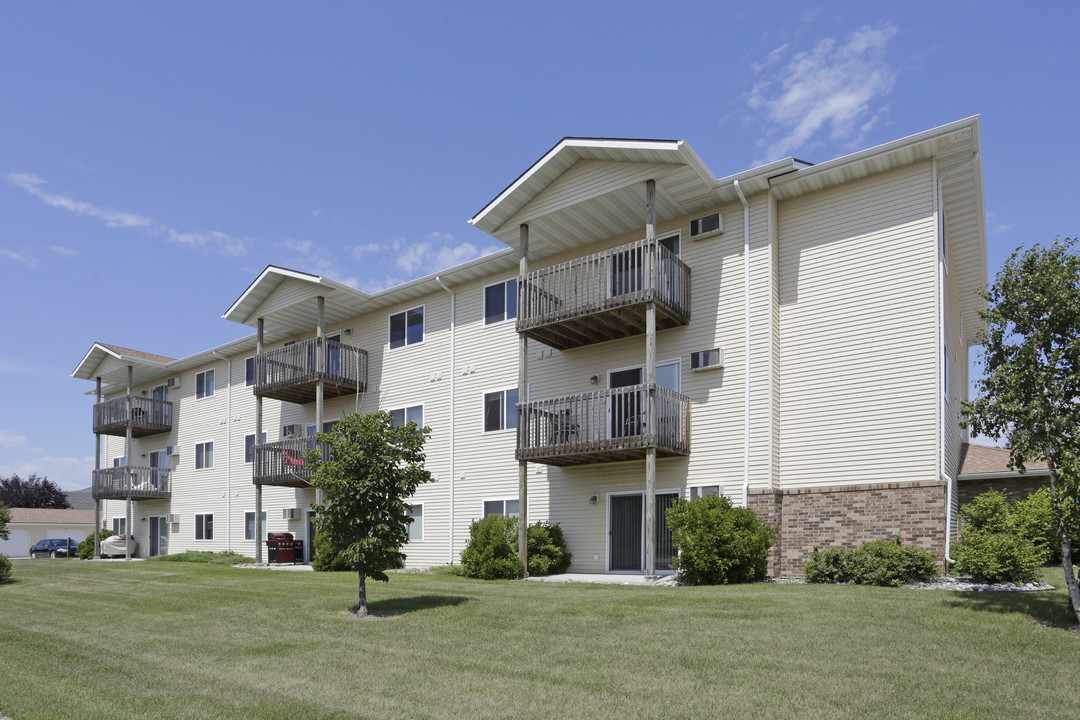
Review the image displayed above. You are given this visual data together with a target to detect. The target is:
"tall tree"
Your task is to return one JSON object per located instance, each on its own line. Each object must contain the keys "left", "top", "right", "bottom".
{"left": 0, "top": 503, "right": 10, "bottom": 541}
{"left": 309, "top": 411, "right": 433, "bottom": 617}
{"left": 962, "top": 238, "right": 1080, "bottom": 624}
{"left": 0, "top": 473, "right": 71, "bottom": 509}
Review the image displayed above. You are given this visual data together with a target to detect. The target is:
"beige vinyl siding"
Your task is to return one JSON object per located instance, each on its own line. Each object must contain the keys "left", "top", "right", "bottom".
{"left": 747, "top": 191, "right": 776, "bottom": 495}
{"left": 942, "top": 232, "right": 967, "bottom": 479}
{"left": 778, "top": 161, "right": 940, "bottom": 489}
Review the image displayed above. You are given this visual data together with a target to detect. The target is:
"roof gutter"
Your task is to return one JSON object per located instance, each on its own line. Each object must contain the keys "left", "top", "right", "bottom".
{"left": 734, "top": 179, "right": 751, "bottom": 508}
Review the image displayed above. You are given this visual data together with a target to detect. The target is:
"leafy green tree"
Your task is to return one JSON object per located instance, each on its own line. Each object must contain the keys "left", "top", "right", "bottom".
{"left": 0, "top": 503, "right": 10, "bottom": 541}
{"left": 0, "top": 473, "right": 70, "bottom": 509}
{"left": 962, "top": 238, "right": 1080, "bottom": 623}
{"left": 309, "top": 411, "right": 433, "bottom": 617}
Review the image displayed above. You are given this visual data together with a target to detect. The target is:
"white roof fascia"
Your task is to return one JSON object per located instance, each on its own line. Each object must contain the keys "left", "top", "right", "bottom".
{"left": 957, "top": 469, "right": 1050, "bottom": 481}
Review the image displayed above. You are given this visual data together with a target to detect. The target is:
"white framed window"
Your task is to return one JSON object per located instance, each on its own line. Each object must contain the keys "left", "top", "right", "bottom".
{"left": 112, "top": 517, "right": 127, "bottom": 536}
{"left": 148, "top": 449, "right": 168, "bottom": 470}
{"left": 483, "top": 499, "right": 520, "bottom": 518}
{"left": 689, "top": 485, "right": 722, "bottom": 500}
{"left": 389, "top": 405, "right": 423, "bottom": 429}
{"left": 944, "top": 348, "right": 951, "bottom": 398}
{"left": 112, "top": 456, "right": 126, "bottom": 467}
{"left": 406, "top": 503, "right": 424, "bottom": 542}
{"left": 484, "top": 278, "right": 517, "bottom": 325}
{"left": 195, "top": 441, "right": 214, "bottom": 470}
{"left": 196, "top": 369, "right": 215, "bottom": 399}
{"left": 483, "top": 388, "right": 518, "bottom": 433}
{"left": 244, "top": 511, "right": 267, "bottom": 541}
{"left": 389, "top": 305, "right": 424, "bottom": 349}
{"left": 306, "top": 420, "right": 338, "bottom": 438}
{"left": 244, "top": 433, "right": 267, "bottom": 463}
{"left": 195, "top": 513, "right": 214, "bottom": 540}
{"left": 245, "top": 357, "right": 255, "bottom": 387}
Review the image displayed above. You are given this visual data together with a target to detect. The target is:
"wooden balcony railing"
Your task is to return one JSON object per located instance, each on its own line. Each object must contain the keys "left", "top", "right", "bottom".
{"left": 92, "top": 466, "right": 171, "bottom": 500}
{"left": 517, "top": 384, "right": 691, "bottom": 466}
{"left": 252, "top": 437, "right": 330, "bottom": 487}
{"left": 517, "top": 238, "right": 691, "bottom": 350}
{"left": 93, "top": 396, "right": 173, "bottom": 438}
{"left": 253, "top": 337, "right": 368, "bottom": 404}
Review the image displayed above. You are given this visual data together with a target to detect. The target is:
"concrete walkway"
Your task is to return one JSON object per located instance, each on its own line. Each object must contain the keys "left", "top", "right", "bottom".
{"left": 523, "top": 572, "right": 669, "bottom": 585}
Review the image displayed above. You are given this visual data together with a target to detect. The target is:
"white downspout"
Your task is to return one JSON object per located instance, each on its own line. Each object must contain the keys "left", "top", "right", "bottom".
{"left": 936, "top": 151, "right": 978, "bottom": 566}
{"left": 734, "top": 179, "right": 751, "bottom": 508}
{"left": 435, "top": 276, "right": 456, "bottom": 564}
{"left": 212, "top": 351, "right": 233, "bottom": 552}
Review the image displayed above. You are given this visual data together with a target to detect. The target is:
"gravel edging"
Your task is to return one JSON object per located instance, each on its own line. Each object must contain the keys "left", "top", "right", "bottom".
{"left": 654, "top": 574, "right": 1057, "bottom": 591}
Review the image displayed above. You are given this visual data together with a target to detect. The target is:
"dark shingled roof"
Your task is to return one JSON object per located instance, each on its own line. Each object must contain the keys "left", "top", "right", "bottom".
{"left": 98, "top": 342, "right": 175, "bottom": 364}
{"left": 958, "top": 443, "right": 1050, "bottom": 476}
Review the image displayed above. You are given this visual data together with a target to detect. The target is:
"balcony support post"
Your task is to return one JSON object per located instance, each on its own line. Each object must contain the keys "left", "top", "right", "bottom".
{"left": 94, "top": 377, "right": 102, "bottom": 558}
{"left": 315, "top": 296, "right": 325, "bottom": 509}
{"left": 255, "top": 318, "right": 264, "bottom": 565}
{"left": 125, "top": 365, "right": 133, "bottom": 561}
{"left": 644, "top": 179, "right": 658, "bottom": 580}
{"left": 518, "top": 223, "right": 530, "bottom": 578}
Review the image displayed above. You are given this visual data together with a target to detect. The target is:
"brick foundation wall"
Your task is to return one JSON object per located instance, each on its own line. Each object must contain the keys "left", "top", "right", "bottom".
{"left": 749, "top": 482, "right": 948, "bottom": 577}
{"left": 957, "top": 475, "right": 1050, "bottom": 506}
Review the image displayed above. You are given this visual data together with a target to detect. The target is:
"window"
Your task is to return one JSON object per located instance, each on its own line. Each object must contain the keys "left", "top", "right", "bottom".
{"left": 245, "top": 357, "right": 255, "bottom": 387}
{"left": 690, "top": 485, "right": 722, "bottom": 500}
{"left": 389, "top": 306, "right": 424, "bottom": 349}
{"left": 112, "top": 456, "right": 126, "bottom": 467}
{"left": 244, "top": 433, "right": 267, "bottom": 463}
{"left": 305, "top": 420, "right": 338, "bottom": 437}
{"left": 196, "top": 369, "right": 215, "bottom": 399}
{"left": 406, "top": 504, "right": 424, "bottom": 542}
{"left": 483, "top": 388, "right": 518, "bottom": 432}
{"left": 389, "top": 405, "right": 423, "bottom": 429}
{"left": 195, "top": 513, "right": 214, "bottom": 540}
{"left": 484, "top": 278, "right": 517, "bottom": 325}
{"left": 658, "top": 230, "right": 680, "bottom": 256}
{"left": 195, "top": 441, "right": 214, "bottom": 469}
{"left": 244, "top": 511, "right": 267, "bottom": 541}
{"left": 112, "top": 517, "right": 127, "bottom": 536}
{"left": 483, "top": 499, "right": 519, "bottom": 518}
{"left": 688, "top": 212, "right": 721, "bottom": 239}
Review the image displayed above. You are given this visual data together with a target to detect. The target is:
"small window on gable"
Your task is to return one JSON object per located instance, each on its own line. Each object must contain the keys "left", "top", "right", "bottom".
{"left": 484, "top": 278, "right": 517, "bottom": 325}
{"left": 389, "top": 306, "right": 424, "bottom": 349}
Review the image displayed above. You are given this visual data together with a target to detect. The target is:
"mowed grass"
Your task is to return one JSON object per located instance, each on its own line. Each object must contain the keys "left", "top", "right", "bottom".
{"left": 1, "top": 561, "right": 1078, "bottom": 720}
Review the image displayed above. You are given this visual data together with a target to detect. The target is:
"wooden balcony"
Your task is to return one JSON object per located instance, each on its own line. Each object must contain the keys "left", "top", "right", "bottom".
{"left": 518, "top": 238, "right": 691, "bottom": 351}
{"left": 517, "top": 384, "right": 691, "bottom": 466}
{"left": 92, "top": 466, "right": 171, "bottom": 500}
{"left": 93, "top": 396, "right": 173, "bottom": 438}
{"left": 252, "top": 437, "right": 329, "bottom": 487}
{"left": 253, "top": 337, "right": 368, "bottom": 405}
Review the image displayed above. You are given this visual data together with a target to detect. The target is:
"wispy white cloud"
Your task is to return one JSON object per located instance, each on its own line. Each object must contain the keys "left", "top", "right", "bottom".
{"left": 348, "top": 232, "right": 501, "bottom": 290}
{"left": 0, "top": 454, "right": 96, "bottom": 491}
{"left": 747, "top": 23, "right": 899, "bottom": 163}
{"left": 0, "top": 429, "right": 27, "bottom": 449}
{"left": 49, "top": 245, "right": 78, "bottom": 258}
{"left": 0, "top": 249, "right": 37, "bottom": 267}
{"left": 8, "top": 172, "right": 251, "bottom": 256}
{"left": 312, "top": 209, "right": 322, "bottom": 218}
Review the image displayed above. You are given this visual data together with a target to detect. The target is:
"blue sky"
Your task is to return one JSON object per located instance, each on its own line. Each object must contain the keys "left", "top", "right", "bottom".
{"left": 1, "top": 2, "right": 1076, "bottom": 490}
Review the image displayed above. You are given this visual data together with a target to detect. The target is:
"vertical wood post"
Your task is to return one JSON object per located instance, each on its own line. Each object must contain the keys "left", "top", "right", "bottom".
{"left": 255, "top": 318, "right": 264, "bottom": 565}
{"left": 644, "top": 179, "right": 658, "bottom": 580}
{"left": 315, "top": 296, "right": 325, "bottom": 509}
{"left": 94, "top": 377, "right": 102, "bottom": 558}
{"left": 125, "top": 365, "right": 134, "bottom": 561}
{"left": 518, "top": 223, "right": 530, "bottom": 578}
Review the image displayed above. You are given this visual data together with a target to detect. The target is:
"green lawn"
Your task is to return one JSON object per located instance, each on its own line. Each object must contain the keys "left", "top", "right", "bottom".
{"left": 1, "top": 561, "right": 1078, "bottom": 720}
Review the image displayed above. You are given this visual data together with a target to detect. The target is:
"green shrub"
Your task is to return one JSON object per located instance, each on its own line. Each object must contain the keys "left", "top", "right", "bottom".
{"left": 312, "top": 526, "right": 352, "bottom": 572}
{"left": 954, "top": 531, "right": 1044, "bottom": 583}
{"left": 77, "top": 529, "right": 116, "bottom": 559}
{"left": 0, "top": 554, "right": 11, "bottom": 583}
{"left": 1010, "top": 488, "right": 1079, "bottom": 564}
{"left": 958, "top": 491, "right": 1012, "bottom": 534}
{"left": 461, "top": 514, "right": 522, "bottom": 580}
{"left": 667, "top": 495, "right": 776, "bottom": 585}
{"left": 525, "top": 521, "right": 572, "bottom": 576}
{"left": 146, "top": 551, "right": 255, "bottom": 565}
{"left": 804, "top": 538, "right": 939, "bottom": 586}
{"left": 803, "top": 547, "right": 849, "bottom": 584}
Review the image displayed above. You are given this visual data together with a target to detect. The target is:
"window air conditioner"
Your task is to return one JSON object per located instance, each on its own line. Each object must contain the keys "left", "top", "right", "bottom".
{"left": 690, "top": 348, "right": 724, "bottom": 370}
{"left": 282, "top": 508, "right": 300, "bottom": 520}
{"left": 166, "top": 446, "right": 176, "bottom": 456}
{"left": 166, "top": 514, "right": 181, "bottom": 524}
{"left": 689, "top": 212, "right": 723, "bottom": 239}
{"left": 166, "top": 376, "right": 181, "bottom": 388}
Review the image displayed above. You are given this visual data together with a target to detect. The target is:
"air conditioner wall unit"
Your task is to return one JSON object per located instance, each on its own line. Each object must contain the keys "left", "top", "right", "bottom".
{"left": 166, "top": 376, "right": 181, "bottom": 388}
{"left": 689, "top": 212, "right": 723, "bottom": 239}
{"left": 166, "top": 445, "right": 175, "bottom": 456}
{"left": 282, "top": 508, "right": 300, "bottom": 520}
{"left": 690, "top": 348, "right": 724, "bottom": 370}
{"left": 166, "top": 514, "right": 181, "bottom": 524}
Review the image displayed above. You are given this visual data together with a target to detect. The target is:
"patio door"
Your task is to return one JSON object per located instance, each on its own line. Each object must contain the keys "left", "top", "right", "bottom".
{"left": 151, "top": 384, "right": 170, "bottom": 425}
{"left": 608, "top": 491, "right": 678, "bottom": 572}
{"left": 325, "top": 333, "right": 341, "bottom": 377}
{"left": 609, "top": 367, "right": 643, "bottom": 439}
{"left": 148, "top": 516, "right": 169, "bottom": 557}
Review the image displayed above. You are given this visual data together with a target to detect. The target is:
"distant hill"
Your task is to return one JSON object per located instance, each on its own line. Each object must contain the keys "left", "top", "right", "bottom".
{"left": 65, "top": 487, "right": 95, "bottom": 510}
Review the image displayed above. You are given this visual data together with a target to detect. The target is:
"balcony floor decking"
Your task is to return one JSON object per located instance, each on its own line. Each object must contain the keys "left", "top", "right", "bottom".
{"left": 517, "top": 441, "right": 689, "bottom": 467}
{"left": 92, "top": 466, "right": 171, "bottom": 500}
{"left": 519, "top": 300, "right": 689, "bottom": 351}
{"left": 255, "top": 378, "right": 363, "bottom": 406}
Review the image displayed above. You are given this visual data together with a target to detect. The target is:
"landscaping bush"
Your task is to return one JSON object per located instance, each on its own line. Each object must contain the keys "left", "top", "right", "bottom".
{"left": 525, "top": 520, "right": 572, "bottom": 576}
{"left": 666, "top": 494, "right": 776, "bottom": 585}
{"left": 77, "top": 529, "right": 116, "bottom": 559}
{"left": 953, "top": 489, "right": 1055, "bottom": 583}
{"left": 953, "top": 531, "right": 1044, "bottom": 583}
{"left": 0, "top": 554, "right": 11, "bottom": 583}
{"left": 312, "top": 526, "right": 352, "bottom": 572}
{"left": 146, "top": 551, "right": 255, "bottom": 565}
{"left": 1011, "top": 488, "right": 1078, "bottom": 564}
{"left": 804, "top": 538, "right": 939, "bottom": 586}
{"left": 460, "top": 514, "right": 522, "bottom": 580}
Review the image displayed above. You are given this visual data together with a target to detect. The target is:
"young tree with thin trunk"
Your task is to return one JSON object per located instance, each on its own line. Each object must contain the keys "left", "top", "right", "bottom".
{"left": 309, "top": 411, "right": 432, "bottom": 617}
{"left": 962, "top": 238, "right": 1080, "bottom": 624}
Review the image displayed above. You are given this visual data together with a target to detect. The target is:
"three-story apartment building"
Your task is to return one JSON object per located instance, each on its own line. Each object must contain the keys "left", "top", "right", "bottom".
{"left": 73, "top": 117, "right": 986, "bottom": 576}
